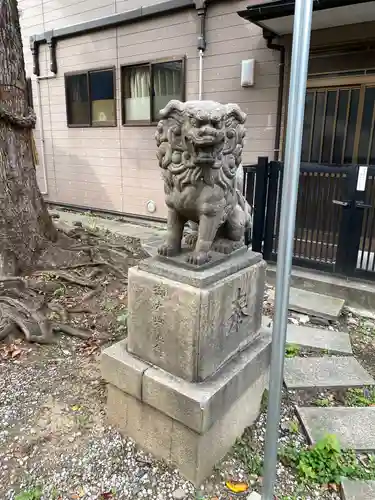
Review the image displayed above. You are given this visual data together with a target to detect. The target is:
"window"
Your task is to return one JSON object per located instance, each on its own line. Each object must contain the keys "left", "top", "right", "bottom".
{"left": 301, "top": 81, "right": 375, "bottom": 165}
{"left": 122, "top": 59, "right": 184, "bottom": 124}
{"left": 65, "top": 68, "right": 116, "bottom": 127}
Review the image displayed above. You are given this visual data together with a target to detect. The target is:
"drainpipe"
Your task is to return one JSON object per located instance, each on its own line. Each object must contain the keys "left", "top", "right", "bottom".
{"left": 196, "top": 1, "right": 207, "bottom": 100}
{"left": 35, "top": 74, "right": 57, "bottom": 195}
{"left": 263, "top": 30, "right": 285, "bottom": 161}
{"left": 31, "top": 34, "right": 57, "bottom": 196}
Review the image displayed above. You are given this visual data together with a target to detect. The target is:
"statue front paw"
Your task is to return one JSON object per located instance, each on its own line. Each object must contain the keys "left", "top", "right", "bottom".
{"left": 158, "top": 243, "right": 180, "bottom": 257}
{"left": 187, "top": 251, "right": 211, "bottom": 266}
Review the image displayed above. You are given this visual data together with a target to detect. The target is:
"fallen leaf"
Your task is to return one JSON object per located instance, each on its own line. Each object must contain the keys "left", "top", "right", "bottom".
{"left": 71, "top": 405, "right": 81, "bottom": 411}
{"left": 77, "top": 486, "right": 85, "bottom": 497}
{"left": 99, "top": 492, "right": 114, "bottom": 499}
{"left": 225, "top": 481, "right": 249, "bottom": 494}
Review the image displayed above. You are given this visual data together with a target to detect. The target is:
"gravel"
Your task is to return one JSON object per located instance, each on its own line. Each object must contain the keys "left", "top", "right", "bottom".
{"left": 0, "top": 284, "right": 364, "bottom": 500}
{"left": 0, "top": 333, "right": 342, "bottom": 500}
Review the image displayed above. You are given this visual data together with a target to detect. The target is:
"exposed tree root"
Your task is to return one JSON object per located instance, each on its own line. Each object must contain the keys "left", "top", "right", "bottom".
{"left": 0, "top": 320, "right": 17, "bottom": 341}
{"left": 0, "top": 224, "right": 132, "bottom": 345}
{"left": 52, "top": 323, "right": 110, "bottom": 341}
{"left": 80, "top": 286, "right": 102, "bottom": 303}
{"left": 48, "top": 302, "right": 69, "bottom": 323}
{"left": 33, "top": 269, "right": 97, "bottom": 288}
{"left": 52, "top": 323, "right": 94, "bottom": 340}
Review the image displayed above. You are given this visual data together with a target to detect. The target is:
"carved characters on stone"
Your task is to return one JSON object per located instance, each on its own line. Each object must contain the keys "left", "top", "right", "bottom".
{"left": 226, "top": 287, "right": 249, "bottom": 337}
{"left": 155, "top": 100, "right": 253, "bottom": 266}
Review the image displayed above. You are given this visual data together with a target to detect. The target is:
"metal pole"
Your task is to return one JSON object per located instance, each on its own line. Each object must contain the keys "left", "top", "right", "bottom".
{"left": 262, "top": 1, "right": 314, "bottom": 499}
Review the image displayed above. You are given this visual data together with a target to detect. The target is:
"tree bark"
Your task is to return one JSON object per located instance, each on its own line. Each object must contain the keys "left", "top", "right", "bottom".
{"left": 0, "top": 0, "right": 57, "bottom": 276}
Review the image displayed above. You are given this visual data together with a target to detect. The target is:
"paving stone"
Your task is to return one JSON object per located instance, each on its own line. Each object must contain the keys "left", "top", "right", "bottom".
{"left": 284, "top": 356, "right": 374, "bottom": 390}
{"left": 341, "top": 479, "right": 375, "bottom": 500}
{"left": 298, "top": 407, "right": 375, "bottom": 452}
{"left": 288, "top": 287, "right": 345, "bottom": 320}
{"left": 286, "top": 324, "right": 352, "bottom": 355}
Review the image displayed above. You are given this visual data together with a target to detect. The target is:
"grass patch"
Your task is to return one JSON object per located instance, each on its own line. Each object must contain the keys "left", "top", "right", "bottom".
{"left": 15, "top": 489, "right": 42, "bottom": 500}
{"left": 285, "top": 344, "right": 300, "bottom": 358}
{"left": 345, "top": 387, "right": 375, "bottom": 407}
{"left": 232, "top": 429, "right": 263, "bottom": 477}
{"left": 279, "top": 434, "right": 375, "bottom": 485}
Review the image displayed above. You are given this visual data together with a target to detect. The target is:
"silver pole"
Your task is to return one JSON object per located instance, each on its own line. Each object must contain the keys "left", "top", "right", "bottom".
{"left": 262, "top": 1, "right": 314, "bottom": 499}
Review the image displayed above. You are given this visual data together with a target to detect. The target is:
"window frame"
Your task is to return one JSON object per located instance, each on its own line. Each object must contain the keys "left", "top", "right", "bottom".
{"left": 64, "top": 66, "right": 117, "bottom": 128}
{"left": 300, "top": 74, "right": 375, "bottom": 165}
{"left": 120, "top": 56, "right": 186, "bottom": 127}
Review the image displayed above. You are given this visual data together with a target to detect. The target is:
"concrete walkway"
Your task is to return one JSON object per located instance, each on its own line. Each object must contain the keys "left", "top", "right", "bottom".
{"left": 275, "top": 311, "right": 375, "bottom": 497}
{"left": 51, "top": 208, "right": 166, "bottom": 251}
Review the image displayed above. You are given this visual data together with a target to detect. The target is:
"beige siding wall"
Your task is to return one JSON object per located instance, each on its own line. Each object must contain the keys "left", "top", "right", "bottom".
{"left": 20, "top": 0, "right": 279, "bottom": 218}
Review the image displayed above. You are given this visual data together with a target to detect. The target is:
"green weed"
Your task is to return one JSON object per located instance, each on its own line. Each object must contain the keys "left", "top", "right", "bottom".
{"left": 285, "top": 344, "right": 300, "bottom": 358}
{"left": 15, "top": 488, "right": 42, "bottom": 500}
{"left": 345, "top": 387, "right": 375, "bottom": 407}
{"left": 279, "top": 434, "right": 375, "bottom": 485}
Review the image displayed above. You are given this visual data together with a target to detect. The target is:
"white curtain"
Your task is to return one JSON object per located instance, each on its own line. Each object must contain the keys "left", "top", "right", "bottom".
{"left": 153, "top": 65, "right": 181, "bottom": 97}
{"left": 153, "top": 65, "right": 181, "bottom": 119}
{"left": 125, "top": 67, "right": 151, "bottom": 121}
{"left": 124, "top": 64, "right": 182, "bottom": 122}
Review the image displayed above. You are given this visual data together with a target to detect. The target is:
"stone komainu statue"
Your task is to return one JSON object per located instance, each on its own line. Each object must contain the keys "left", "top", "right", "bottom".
{"left": 155, "top": 100, "right": 253, "bottom": 265}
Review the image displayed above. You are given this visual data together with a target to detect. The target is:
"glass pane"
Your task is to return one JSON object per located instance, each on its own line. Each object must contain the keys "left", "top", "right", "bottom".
{"left": 321, "top": 90, "right": 337, "bottom": 164}
{"left": 123, "top": 66, "right": 151, "bottom": 122}
{"left": 358, "top": 87, "right": 375, "bottom": 165}
{"left": 332, "top": 89, "right": 349, "bottom": 164}
{"left": 152, "top": 60, "right": 182, "bottom": 121}
{"left": 301, "top": 92, "right": 314, "bottom": 162}
{"left": 310, "top": 91, "right": 326, "bottom": 162}
{"left": 90, "top": 70, "right": 116, "bottom": 127}
{"left": 343, "top": 88, "right": 360, "bottom": 164}
{"left": 66, "top": 73, "right": 89, "bottom": 125}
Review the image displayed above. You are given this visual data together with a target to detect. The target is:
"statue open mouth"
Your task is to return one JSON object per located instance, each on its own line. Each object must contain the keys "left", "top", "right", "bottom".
{"left": 190, "top": 134, "right": 224, "bottom": 165}
{"left": 195, "top": 146, "right": 216, "bottom": 164}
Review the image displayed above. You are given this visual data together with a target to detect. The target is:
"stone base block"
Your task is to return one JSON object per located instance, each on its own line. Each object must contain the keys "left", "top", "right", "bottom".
{"left": 107, "top": 373, "right": 267, "bottom": 486}
{"left": 127, "top": 249, "right": 266, "bottom": 382}
{"left": 102, "top": 333, "right": 271, "bottom": 485}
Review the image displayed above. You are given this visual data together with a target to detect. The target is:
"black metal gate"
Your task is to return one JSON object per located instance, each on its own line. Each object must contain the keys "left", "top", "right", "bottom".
{"left": 243, "top": 158, "right": 375, "bottom": 281}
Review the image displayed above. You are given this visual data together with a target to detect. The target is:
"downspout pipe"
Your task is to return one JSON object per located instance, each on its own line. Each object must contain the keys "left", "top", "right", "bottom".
{"left": 195, "top": 1, "right": 207, "bottom": 100}
{"left": 263, "top": 29, "right": 285, "bottom": 161}
{"left": 35, "top": 74, "right": 57, "bottom": 196}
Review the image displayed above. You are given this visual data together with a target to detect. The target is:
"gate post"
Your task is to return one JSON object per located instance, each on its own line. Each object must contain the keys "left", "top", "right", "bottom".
{"left": 252, "top": 156, "right": 269, "bottom": 253}
{"left": 263, "top": 161, "right": 281, "bottom": 260}
{"left": 335, "top": 165, "right": 367, "bottom": 276}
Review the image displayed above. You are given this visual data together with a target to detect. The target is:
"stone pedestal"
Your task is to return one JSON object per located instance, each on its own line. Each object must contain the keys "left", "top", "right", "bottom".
{"left": 101, "top": 249, "right": 271, "bottom": 485}
{"left": 128, "top": 249, "right": 266, "bottom": 382}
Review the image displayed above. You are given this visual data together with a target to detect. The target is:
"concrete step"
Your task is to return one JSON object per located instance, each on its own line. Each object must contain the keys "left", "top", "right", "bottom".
{"left": 341, "top": 479, "right": 375, "bottom": 500}
{"left": 288, "top": 287, "right": 345, "bottom": 321}
{"left": 287, "top": 324, "right": 352, "bottom": 355}
{"left": 297, "top": 407, "right": 375, "bottom": 452}
{"left": 284, "top": 356, "right": 374, "bottom": 390}
{"left": 261, "top": 317, "right": 352, "bottom": 355}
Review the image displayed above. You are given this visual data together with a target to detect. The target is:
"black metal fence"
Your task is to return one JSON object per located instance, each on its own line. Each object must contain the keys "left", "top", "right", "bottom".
{"left": 243, "top": 158, "right": 375, "bottom": 281}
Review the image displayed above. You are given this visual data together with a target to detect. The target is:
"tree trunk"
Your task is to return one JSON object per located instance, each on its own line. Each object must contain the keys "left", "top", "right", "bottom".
{"left": 0, "top": 0, "right": 56, "bottom": 276}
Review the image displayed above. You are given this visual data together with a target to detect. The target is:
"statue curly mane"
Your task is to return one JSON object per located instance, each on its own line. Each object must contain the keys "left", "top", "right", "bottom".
{"left": 155, "top": 100, "right": 246, "bottom": 193}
